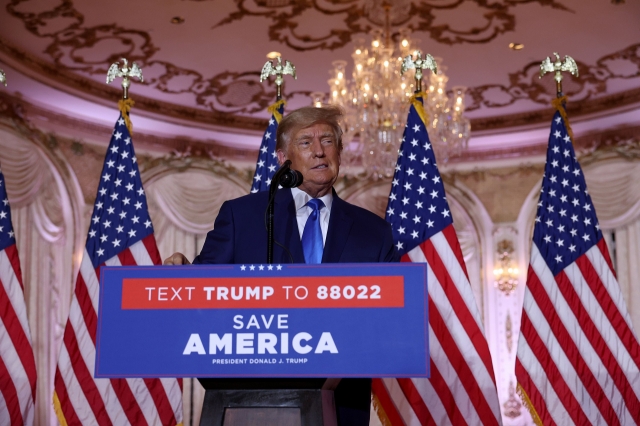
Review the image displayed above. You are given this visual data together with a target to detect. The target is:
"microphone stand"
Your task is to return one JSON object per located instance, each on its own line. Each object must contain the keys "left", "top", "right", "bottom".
{"left": 267, "top": 160, "right": 291, "bottom": 264}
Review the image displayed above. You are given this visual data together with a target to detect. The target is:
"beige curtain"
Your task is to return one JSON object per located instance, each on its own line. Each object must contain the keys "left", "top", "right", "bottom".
{"left": 0, "top": 126, "right": 83, "bottom": 426}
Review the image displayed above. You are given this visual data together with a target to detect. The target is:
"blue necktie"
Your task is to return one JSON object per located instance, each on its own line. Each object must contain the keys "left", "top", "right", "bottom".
{"left": 301, "top": 199, "right": 325, "bottom": 264}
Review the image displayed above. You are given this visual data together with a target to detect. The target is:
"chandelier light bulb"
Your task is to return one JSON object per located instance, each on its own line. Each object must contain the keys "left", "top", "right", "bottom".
{"left": 328, "top": 25, "right": 469, "bottom": 177}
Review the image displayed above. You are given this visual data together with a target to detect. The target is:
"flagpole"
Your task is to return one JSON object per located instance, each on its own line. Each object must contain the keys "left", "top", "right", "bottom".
{"left": 540, "top": 52, "right": 579, "bottom": 141}
{"left": 259, "top": 55, "right": 296, "bottom": 264}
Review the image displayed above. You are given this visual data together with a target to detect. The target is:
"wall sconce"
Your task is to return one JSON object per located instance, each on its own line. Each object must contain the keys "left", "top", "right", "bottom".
{"left": 493, "top": 239, "right": 519, "bottom": 296}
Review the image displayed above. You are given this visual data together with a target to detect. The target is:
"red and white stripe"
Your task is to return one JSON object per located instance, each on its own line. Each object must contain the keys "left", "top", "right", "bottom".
{"left": 54, "top": 236, "right": 183, "bottom": 426}
{"left": 516, "top": 239, "right": 640, "bottom": 425}
{"left": 0, "top": 244, "right": 37, "bottom": 426}
{"left": 373, "top": 225, "right": 502, "bottom": 426}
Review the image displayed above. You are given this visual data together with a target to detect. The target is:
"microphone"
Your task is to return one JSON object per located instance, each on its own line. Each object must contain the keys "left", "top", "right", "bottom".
{"left": 279, "top": 168, "right": 303, "bottom": 188}
{"left": 274, "top": 160, "right": 303, "bottom": 188}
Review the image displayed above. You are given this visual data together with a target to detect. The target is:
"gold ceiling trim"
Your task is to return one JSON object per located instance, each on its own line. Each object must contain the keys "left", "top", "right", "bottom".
{"left": 2, "top": 90, "right": 638, "bottom": 168}
{"left": 2, "top": 0, "right": 638, "bottom": 131}
{"left": 0, "top": 91, "right": 260, "bottom": 161}
{"left": 3, "top": 34, "right": 640, "bottom": 135}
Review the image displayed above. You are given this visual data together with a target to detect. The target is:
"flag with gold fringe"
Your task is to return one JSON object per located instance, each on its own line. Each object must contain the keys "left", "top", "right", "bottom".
{"left": 515, "top": 96, "right": 640, "bottom": 425}
{"left": 0, "top": 165, "right": 37, "bottom": 426}
{"left": 373, "top": 93, "right": 502, "bottom": 425}
{"left": 53, "top": 99, "right": 184, "bottom": 425}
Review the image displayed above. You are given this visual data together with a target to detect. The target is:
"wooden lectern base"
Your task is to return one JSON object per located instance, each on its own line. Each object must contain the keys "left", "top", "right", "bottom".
{"left": 198, "top": 379, "right": 338, "bottom": 426}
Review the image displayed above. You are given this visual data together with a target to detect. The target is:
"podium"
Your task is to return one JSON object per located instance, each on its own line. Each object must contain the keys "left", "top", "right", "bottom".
{"left": 198, "top": 378, "right": 338, "bottom": 426}
{"left": 95, "top": 263, "right": 429, "bottom": 425}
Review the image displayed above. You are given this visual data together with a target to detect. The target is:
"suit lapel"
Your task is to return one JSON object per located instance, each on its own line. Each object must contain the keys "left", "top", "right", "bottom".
{"left": 273, "top": 189, "right": 305, "bottom": 263}
{"left": 322, "top": 191, "right": 353, "bottom": 263}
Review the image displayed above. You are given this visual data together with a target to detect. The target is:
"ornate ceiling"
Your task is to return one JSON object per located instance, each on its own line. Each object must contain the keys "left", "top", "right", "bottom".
{"left": 0, "top": 0, "right": 639, "bottom": 152}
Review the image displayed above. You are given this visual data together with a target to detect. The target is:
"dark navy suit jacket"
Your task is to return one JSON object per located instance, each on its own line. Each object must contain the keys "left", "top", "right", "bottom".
{"left": 192, "top": 187, "right": 397, "bottom": 426}
{"left": 193, "top": 188, "right": 397, "bottom": 265}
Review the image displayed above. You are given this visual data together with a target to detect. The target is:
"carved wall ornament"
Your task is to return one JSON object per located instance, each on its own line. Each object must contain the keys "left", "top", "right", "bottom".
{"left": 493, "top": 239, "right": 519, "bottom": 296}
{"left": 505, "top": 310, "right": 513, "bottom": 353}
{"left": 502, "top": 380, "right": 523, "bottom": 419}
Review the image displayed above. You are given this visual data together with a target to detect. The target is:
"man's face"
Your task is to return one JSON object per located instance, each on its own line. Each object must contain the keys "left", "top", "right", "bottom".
{"left": 277, "top": 122, "right": 341, "bottom": 198}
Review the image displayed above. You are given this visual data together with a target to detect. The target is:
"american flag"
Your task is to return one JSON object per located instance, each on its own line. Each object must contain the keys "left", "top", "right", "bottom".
{"left": 53, "top": 114, "right": 183, "bottom": 425}
{"left": 251, "top": 101, "right": 284, "bottom": 193}
{"left": 372, "top": 96, "right": 503, "bottom": 426}
{"left": 515, "top": 108, "right": 640, "bottom": 425}
{"left": 0, "top": 166, "right": 37, "bottom": 426}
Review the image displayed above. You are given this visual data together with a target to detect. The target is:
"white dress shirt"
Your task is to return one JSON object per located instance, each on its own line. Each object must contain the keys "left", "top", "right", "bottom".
{"left": 290, "top": 187, "right": 333, "bottom": 246}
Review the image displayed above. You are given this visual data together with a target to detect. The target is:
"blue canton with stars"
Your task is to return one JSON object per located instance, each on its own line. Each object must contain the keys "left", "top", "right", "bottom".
{"left": 0, "top": 167, "right": 17, "bottom": 251}
{"left": 533, "top": 110, "right": 602, "bottom": 276}
{"left": 385, "top": 97, "right": 453, "bottom": 256}
{"left": 251, "top": 104, "right": 284, "bottom": 193}
{"left": 85, "top": 114, "right": 153, "bottom": 268}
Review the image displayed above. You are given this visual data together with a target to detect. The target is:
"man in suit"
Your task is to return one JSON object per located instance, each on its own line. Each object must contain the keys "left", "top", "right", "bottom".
{"left": 164, "top": 105, "right": 397, "bottom": 425}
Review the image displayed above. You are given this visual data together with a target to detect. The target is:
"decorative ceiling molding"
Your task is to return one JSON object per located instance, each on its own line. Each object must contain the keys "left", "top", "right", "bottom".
{"left": 0, "top": 91, "right": 259, "bottom": 161}
{"left": 466, "top": 43, "right": 640, "bottom": 112}
{"left": 5, "top": 0, "right": 310, "bottom": 116}
{"left": 2, "top": 0, "right": 639, "bottom": 134}
{"left": 2, "top": 90, "right": 638, "bottom": 168}
{"left": 210, "top": 0, "right": 571, "bottom": 51}
{"left": 4, "top": 36, "right": 640, "bottom": 135}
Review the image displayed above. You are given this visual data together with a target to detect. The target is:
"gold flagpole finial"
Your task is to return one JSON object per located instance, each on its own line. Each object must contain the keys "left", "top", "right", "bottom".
{"left": 401, "top": 51, "right": 438, "bottom": 93}
{"left": 0, "top": 69, "right": 6, "bottom": 87}
{"left": 260, "top": 56, "right": 296, "bottom": 101}
{"left": 540, "top": 52, "right": 578, "bottom": 98}
{"left": 106, "top": 58, "right": 143, "bottom": 99}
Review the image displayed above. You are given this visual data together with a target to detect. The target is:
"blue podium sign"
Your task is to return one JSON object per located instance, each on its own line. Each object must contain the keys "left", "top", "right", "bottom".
{"left": 96, "top": 263, "right": 429, "bottom": 378}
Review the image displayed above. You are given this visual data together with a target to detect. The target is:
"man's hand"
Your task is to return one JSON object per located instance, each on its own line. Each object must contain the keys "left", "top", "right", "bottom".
{"left": 163, "top": 252, "right": 191, "bottom": 265}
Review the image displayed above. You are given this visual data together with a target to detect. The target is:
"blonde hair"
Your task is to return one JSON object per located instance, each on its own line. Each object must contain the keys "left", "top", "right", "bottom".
{"left": 276, "top": 105, "right": 344, "bottom": 152}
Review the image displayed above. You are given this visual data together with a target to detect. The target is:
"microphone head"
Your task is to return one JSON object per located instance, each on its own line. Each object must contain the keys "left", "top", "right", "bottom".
{"left": 279, "top": 169, "right": 303, "bottom": 188}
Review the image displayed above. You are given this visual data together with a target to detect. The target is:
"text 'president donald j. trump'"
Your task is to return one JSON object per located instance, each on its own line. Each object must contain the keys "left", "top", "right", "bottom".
{"left": 164, "top": 105, "right": 398, "bottom": 425}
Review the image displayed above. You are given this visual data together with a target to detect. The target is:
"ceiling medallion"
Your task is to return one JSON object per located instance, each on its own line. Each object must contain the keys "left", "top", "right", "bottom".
{"left": 327, "top": 0, "right": 470, "bottom": 179}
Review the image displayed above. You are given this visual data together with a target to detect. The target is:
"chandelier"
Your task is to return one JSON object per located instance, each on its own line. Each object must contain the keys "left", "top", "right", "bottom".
{"left": 326, "top": 1, "right": 470, "bottom": 178}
